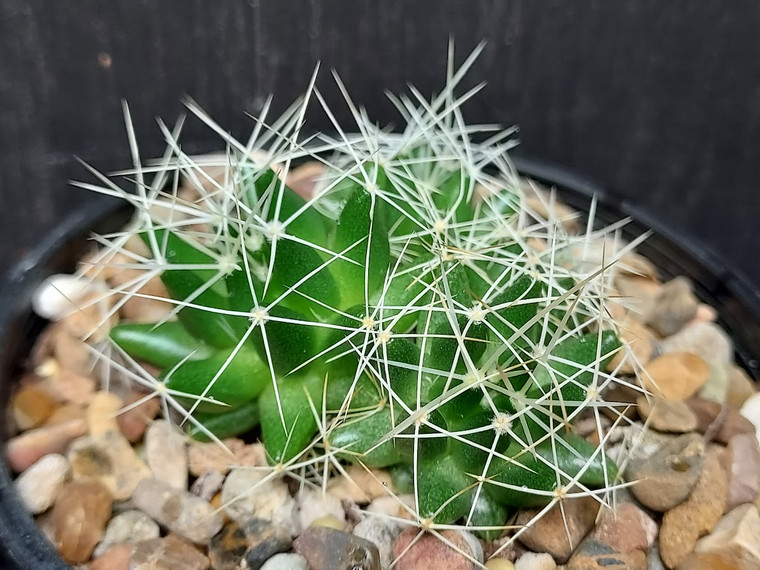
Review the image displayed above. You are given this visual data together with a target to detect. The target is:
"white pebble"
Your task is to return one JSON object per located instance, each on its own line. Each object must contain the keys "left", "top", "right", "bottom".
{"left": 15, "top": 453, "right": 70, "bottom": 514}
{"left": 221, "top": 468, "right": 299, "bottom": 533}
{"left": 515, "top": 551, "right": 557, "bottom": 570}
{"left": 32, "top": 274, "right": 101, "bottom": 321}
{"left": 740, "top": 392, "right": 760, "bottom": 442}
{"left": 260, "top": 553, "right": 310, "bottom": 570}
{"left": 353, "top": 516, "right": 401, "bottom": 568}
{"left": 297, "top": 488, "right": 346, "bottom": 529}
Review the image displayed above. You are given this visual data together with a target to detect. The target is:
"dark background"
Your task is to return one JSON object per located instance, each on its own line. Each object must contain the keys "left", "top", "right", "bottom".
{"left": 1, "top": 1, "right": 759, "bottom": 283}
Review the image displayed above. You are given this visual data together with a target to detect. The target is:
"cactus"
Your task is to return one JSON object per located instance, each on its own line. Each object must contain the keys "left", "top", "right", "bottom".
{"left": 82, "top": 47, "right": 633, "bottom": 549}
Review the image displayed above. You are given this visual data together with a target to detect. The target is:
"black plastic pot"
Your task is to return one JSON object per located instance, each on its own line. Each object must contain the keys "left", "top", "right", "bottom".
{"left": 0, "top": 159, "right": 758, "bottom": 568}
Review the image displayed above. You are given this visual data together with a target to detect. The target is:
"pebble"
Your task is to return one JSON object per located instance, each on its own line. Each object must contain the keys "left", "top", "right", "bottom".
{"left": 145, "top": 420, "right": 188, "bottom": 489}
{"left": 242, "top": 518, "right": 294, "bottom": 570}
{"left": 565, "top": 538, "right": 647, "bottom": 569}
{"left": 353, "top": 516, "right": 401, "bottom": 568}
{"left": 660, "top": 321, "right": 733, "bottom": 365}
{"left": 91, "top": 544, "right": 132, "bottom": 570}
{"left": 659, "top": 446, "right": 729, "bottom": 568}
{"left": 190, "top": 469, "right": 226, "bottom": 501}
{"left": 50, "top": 369, "right": 97, "bottom": 406}
{"left": 188, "top": 438, "right": 266, "bottom": 476}
{"left": 294, "top": 526, "right": 381, "bottom": 570}
{"left": 130, "top": 535, "right": 210, "bottom": 570}
{"left": 641, "top": 352, "right": 709, "bottom": 401}
{"left": 689, "top": 503, "right": 760, "bottom": 569}
{"left": 645, "top": 277, "right": 699, "bottom": 336}
{"left": 698, "top": 360, "right": 729, "bottom": 403}
{"left": 720, "top": 433, "right": 760, "bottom": 509}
{"left": 77, "top": 392, "right": 152, "bottom": 499}
{"left": 487, "top": 558, "right": 517, "bottom": 570}
{"left": 588, "top": 503, "right": 654, "bottom": 553}
{"left": 627, "top": 432, "right": 705, "bottom": 512}
{"left": 14, "top": 453, "right": 70, "bottom": 514}
{"left": 726, "top": 365, "right": 756, "bottom": 409}
{"left": 327, "top": 465, "right": 394, "bottom": 503}
{"left": 260, "top": 553, "right": 310, "bottom": 570}
{"left": 51, "top": 325, "right": 93, "bottom": 377}
{"left": 132, "top": 477, "right": 224, "bottom": 544}
{"left": 221, "top": 468, "right": 298, "bottom": 531}
{"left": 366, "top": 494, "right": 416, "bottom": 521}
{"left": 689, "top": 397, "right": 756, "bottom": 443}
{"left": 52, "top": 480, "right": 113, "bottom": 563}
{"left": 93, "top": 510, "right": 159, "bottom": 557}
{"left": 740, "top": 391, "right": 760, "bottom": 441}
{"left": 391, "top": 527, "right": 482, "bottom": 570}
{"left": 615, "top": 276, "right": 659, "bottom": 320}
{"left": 515, "top": 496, "right": 599, "bottom": 563}
{"left": 32, "top": 273, "right": 99, "bottom": 321}
{"left": 298, "top": 487, "right": 347, "bottom": 529}
{"left": 5, "top": 417, "right": 86, "bottom": 472}
{"left": 286, "top": 161, "right": 326, "bottom": 198}
{"left": 513, "top": 551, "right": 556, "bottom": 569}
{"left": 607, "top": 318, "right": 654, "bottom": 374}
{"left": 116, "top": 392, "right": 161, "bottom": 443}
{"left": 11, "top": 384, "right": 57, "bottom": 430}
{"left": 44, "top": 403, "right": 85, "bottom": 426}
{"left": 636, "top": 396, "right": 697, "bottom": 433}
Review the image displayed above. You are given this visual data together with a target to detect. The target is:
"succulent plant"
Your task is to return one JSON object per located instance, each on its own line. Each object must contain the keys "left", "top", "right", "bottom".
{"left": 82, "top": 47, "right": 631, "bottom": 545}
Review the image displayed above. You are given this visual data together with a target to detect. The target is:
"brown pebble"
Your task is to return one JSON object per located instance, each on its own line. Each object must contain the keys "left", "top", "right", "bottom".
{"left": 52, "top": 480, "right": 112, "bottom": 563}
{"left": 646, "top": 277, "right": 699, "bottom": 337}
{"left": 42, "top": 369, "right": 95, "bottom": 406}
{"left": 44, "top": 403, "right": 86, "bottom": 426}
{"left": 720, "top": 433, "right": 760, "bottom": 509}
{"left": 726, "top": 365, "right": 757, "bottom": 409}
{"left": 687, "top": 398, "right": 756, "bottom": 444}
{"left": 52, "top": 325, "right": 93, "bottom": 377}
{"left": 295, "top": 526, "right": 381, "bottom": 570}
{"left": 11, "top": 384, "right": 57, "bottom": 430}
{"left": 130, "top": 535, "right": 210, "bottom": 570}
{"left": 5, "top": 418, "right": 86, "bottom": 472}
{"left": 641, "top": 352, "right": 709, "bottom": 401}
{"left": 636, "top": 396, "right": 698, "bottom": 433}
{"left": 627, "top": 432, "right": 705, "bottom": 512}
{"left": 687, "top": 503, "right": 760, "bottom": 570}
{"left": 659, "top": 446, "right": 729, "bottom": 568}
{"left": 566, "top": 538, "right": 647, "bottom": 570}
{"left": 391, "top": 527, "right": 480, "bottom": 570}
{"left": 91, "top": 544, "right": 132, "bottom": 570}
{"left": 607, "top": 318, "right": 654, "bottom": 374}
{"left": 116, "top": 392, "right": 161, "bottom": 443}
{"left": 589, "top": 503, "right": 652, "bottom": 553}
{"left": 515, "top": 496, "right": 600, "bottom": 563}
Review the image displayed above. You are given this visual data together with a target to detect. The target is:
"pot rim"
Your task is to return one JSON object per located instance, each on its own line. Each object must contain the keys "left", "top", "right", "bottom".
{"left": 0, "top": 157, "right": 757, "bottom": 568}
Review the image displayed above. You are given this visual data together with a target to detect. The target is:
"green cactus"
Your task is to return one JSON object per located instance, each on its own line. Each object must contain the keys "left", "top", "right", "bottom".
{"left": 88, "top": 48, "right": 630, "bottom": 542}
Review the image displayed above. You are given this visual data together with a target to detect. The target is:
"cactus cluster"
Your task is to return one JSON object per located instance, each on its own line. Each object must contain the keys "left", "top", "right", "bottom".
{"left": 83, "top": 49, "right": 630, "bottom": 544}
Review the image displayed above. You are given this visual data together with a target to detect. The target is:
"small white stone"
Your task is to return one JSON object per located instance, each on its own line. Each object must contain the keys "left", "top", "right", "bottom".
{"left": 352, "top": 516, "right": 401, "bottom": 568}
{"left": 457, "top": 529, "right": 484, "bottom": 564}
{"left": 741, "top": 392, "right": 760, "bottom": 442}
{"left": 221, "top": 468, "right": 299, "bottom": 533}
{"left": 132, "top": 478, "right": 223, "bottom": 544}
{"left": 93, "top": 509, "right": 159, "bottom": 556}
{"left": 298, "top": 488, "right": 346, "bottom": 529}
{"left": 514, "top": 551, "right": 557, "bottom": 570}
{"left": 145, "top": 420, "right": 188, "bottom": 489}
{"left": 260, "top": 552, "right": 310, "bottom": 570}
{"left": 15, "top": 453, "right": 70, "bottom": 514}
{"left": 32, "top": 274, "right": 102, "bottom": 321}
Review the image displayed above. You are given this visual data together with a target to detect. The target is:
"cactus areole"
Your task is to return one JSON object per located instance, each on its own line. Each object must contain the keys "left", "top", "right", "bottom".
{"left": 99, "top": 49, "right": 624, "bottom": 535}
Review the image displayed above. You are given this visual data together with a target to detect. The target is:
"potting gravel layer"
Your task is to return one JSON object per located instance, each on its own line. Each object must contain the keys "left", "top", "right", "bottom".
{"left": 7, "top": 163, "right": 760, "bottom": 570}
